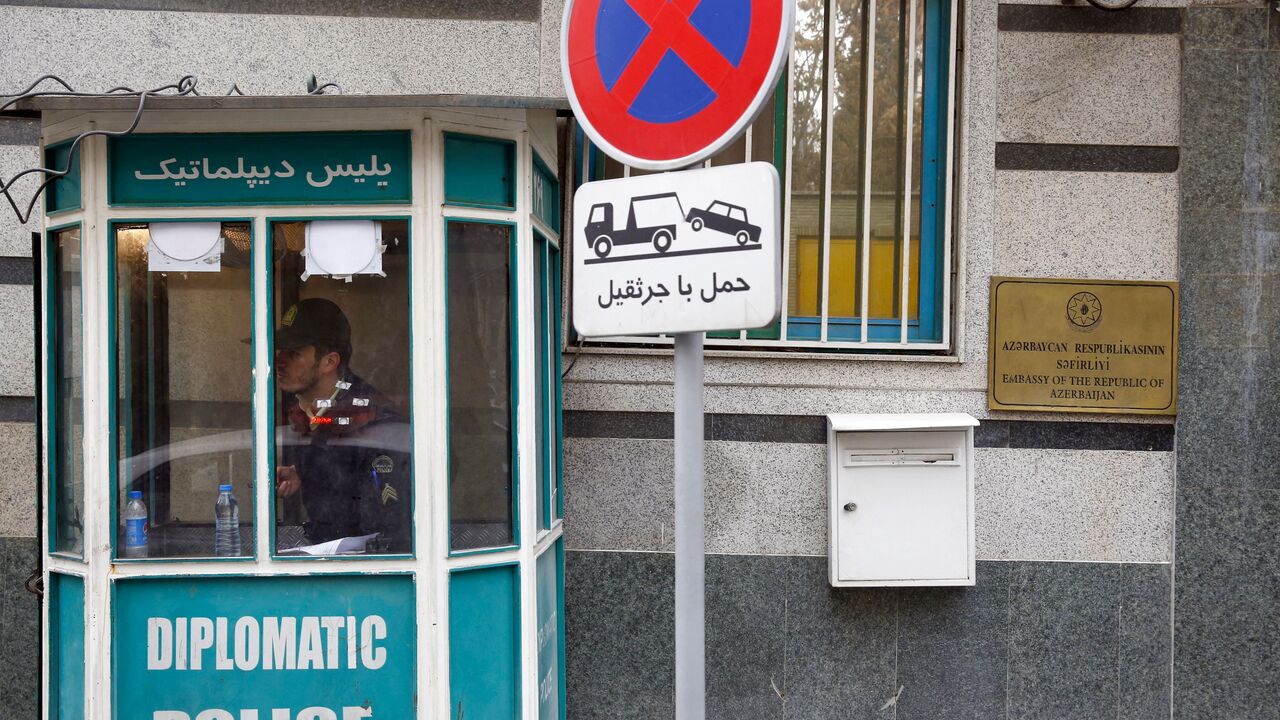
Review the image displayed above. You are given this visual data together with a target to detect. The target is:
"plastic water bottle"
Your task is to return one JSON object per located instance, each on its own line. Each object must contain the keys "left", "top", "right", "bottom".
{"left": 214, "top": 484, "right": 241, "bottom": 557}
{"left": 123, "top": 490, "right": 148, "bottom": 558}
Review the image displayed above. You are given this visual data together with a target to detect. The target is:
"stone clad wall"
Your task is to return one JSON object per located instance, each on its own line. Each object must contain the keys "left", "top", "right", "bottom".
{"left": 0, "top": 115, "right": 39, "bottom": 717}
{"left": 561, "top": 2, "right": 1188, "bottom": 718}
{"left": 1174, "top": 6, "right": 1280, "bottom": 720}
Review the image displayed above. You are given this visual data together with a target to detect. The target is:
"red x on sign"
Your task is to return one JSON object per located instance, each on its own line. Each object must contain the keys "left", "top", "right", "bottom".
{"left": 562, "top": 0, "right": 792, "bottom": 170}
{"left": 605, "top": 0, "right": 737, "bottom": 109}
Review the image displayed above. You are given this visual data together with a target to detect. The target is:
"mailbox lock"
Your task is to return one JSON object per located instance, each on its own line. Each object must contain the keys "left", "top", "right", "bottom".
{"left": 843, "top": 502, "right": 858, "bottom": 512}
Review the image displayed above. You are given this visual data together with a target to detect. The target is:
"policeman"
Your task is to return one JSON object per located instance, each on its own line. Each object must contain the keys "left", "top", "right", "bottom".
{"left": 273, "top": 298, "right": 411, "bottom": 553}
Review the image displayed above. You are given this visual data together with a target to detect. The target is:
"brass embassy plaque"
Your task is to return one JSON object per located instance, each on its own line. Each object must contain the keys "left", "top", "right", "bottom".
{"left": 988, "top": 277, "right": 1178, "bottom": 415}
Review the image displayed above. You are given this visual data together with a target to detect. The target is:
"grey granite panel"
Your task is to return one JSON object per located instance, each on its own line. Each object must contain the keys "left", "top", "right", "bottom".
{"left": 1176, "top": 346, "right": 1279, "bottom": 490}
{"left": 707, "top": 414, "right": 826, "bottom": 444}
{"left": 1272, "top": 7, "right": 1280, "bottom": 49}
{"left": 564, "top": 411, "right": 826, "bottom": 444}
{"left": 1180, "top": 207, "right": 1280, "bottom": 276}
{"left": 1179, "top": 271, "right": 1277, "bottom": 351}
{"left": 0, "top": 145, "right": 37, "bottom": 258}
{"left": 0, "top": 285, "right": 34, "bottom": 397}
{"left": 0, "top": 536, "right": 39, "bottom": 718}
{"left": 1007, "top": 562, "right": 1121, "bottom": 720}
{"left": 896, "top": 562, "right": 1011, "bottom": 720}
{"left": 561, "top": 553, "right": 1174, "bottom": 719}
{"left": 994, "top": 144, "right": 1180, "bottom": 172}
{"left": 1174, "top": 487, "right": 1280, "bottom": 720}
{"left": 1007, "top": 421, "right": 1174, "bottom": 451}
{"left": 976, "top": 449, "right": 1174, "bottom": 563}
{"left": 0, "top": 423, "right": 37, "bottom": 538}
{"left": 562, "top": 552, "right": 788, "bottom": 720}
{"left": 706, "top": 555, "right": 787, "bottom": 720}
{"left": 564, "top": 438, "right": 674, "bottom": 553}
{"left": 0, "top": 397, "right": 35, "bottom": 422}
{"left": 701, "top": 442, "right": 827, "bottom": 557}
{"left": 0, "top": 7, "right": 542, "bottom": 97}
{"left": 1184, "top": 7, "right": 1269, "bottom": 49}
{"left": 973, "top": 420, "right": 1011, "bottom": 448}
{"left": 1175, "top": 348, "right": 1248, "bottom": 482}
{"left": 994, "top": 169, "right": 1179, "bottom": 281}
{"left": 564, "top": 438, "right": 828, "bottom": 557}
{"left": 998, "top": 32, "right": 1180, "bottom": 146}
{"left": 0, "top": 118, "right": 38, "bottom": 147}
{"left": 0, "top": 257, "right": 33, "bottom": 285}
{"left": 1004, "top": 0, "right": 1187, "bottom": 6}
{"left": 565, "top": 411, "right": 673, "bottom": 439}
{"left": 0, "top": 0, "right": 540, "bottom": 21}
{"left": 997, "top": 5, "right": 1183, "bottom": 33}
{"left": 565, "top": 550, "right": 674, "bottom": 720}
{"left": 783, "top": 557, "right": 897, "bottom": 720}
{"left": 1120, "top": 563, "right": 1172, "bottom": 720}
{"left": 540, "top": 0, "right": 566, "bottom": 98}
{"left": 567, "top": 411, "right": 1174, "bottom": 451}
{"left": 567, "top": 437, "right": 1174, "bottom": 562}
{"left": 976, "top": 420, "right": 1174, "bottom": 450}
{"left": 1266, "top": 51, "right": 1280, "bottom": 210}
{"left": 1181, "top": 48, "right": 1267, "bottom": 210}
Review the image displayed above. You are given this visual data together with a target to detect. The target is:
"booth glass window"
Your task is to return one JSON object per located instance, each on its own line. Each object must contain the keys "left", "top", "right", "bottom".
{"left": 51, "top": 226, "right": 84, "bottom": 557}
{"left": 447, "top": 220, "right": 515, "bottom": 552}
{"left": 112, "top": 221, "right": 255, "bottom": 559}
{"left": 534, "top": 233, "right": 562, "bottom": 533}
{"left": 270, "top": 219, "right": 413, "bottom": 557}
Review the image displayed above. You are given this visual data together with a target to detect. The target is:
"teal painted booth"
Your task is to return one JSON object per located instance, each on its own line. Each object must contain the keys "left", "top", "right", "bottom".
{"left": 38, "top": 105, "right": 567, "bottom": 720}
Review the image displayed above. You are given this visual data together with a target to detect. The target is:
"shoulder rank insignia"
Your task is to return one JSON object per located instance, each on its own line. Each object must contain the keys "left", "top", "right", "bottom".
{"left": 381, "top": 483, "right": 399, "bottom": 506}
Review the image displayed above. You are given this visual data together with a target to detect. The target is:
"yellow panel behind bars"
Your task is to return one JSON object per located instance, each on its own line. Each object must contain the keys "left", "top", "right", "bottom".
{"left": 792, "top": 236, "right": 921, "bottom": 320}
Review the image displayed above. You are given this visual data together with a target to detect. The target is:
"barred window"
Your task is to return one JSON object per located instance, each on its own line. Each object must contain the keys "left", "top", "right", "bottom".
{"left": 582, "top": 0, "right": 956, "bottom": 351}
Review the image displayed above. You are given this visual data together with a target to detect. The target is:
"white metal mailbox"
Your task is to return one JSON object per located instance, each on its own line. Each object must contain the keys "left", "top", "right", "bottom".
{"left": 827, "top": 413, "right": 978, "bottom": 587}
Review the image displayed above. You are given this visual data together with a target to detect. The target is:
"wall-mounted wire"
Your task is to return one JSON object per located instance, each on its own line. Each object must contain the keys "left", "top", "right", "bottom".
{"left": 0, "top": 73, "right": 343, "bottom": 224}
{"left": 306, "top": 74, "right": 343, "bottom": 95}
{"left": 0, "top": 75, "right": 198, "bottom": 224}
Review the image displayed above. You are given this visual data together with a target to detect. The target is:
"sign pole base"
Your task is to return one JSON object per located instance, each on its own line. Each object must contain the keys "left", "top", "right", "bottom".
{"left": 674, "top": 330, "right": 705, "bottom": 720}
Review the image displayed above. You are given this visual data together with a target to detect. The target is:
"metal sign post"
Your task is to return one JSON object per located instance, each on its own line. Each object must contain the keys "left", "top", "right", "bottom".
{"left": 562, "top": 0, "right": 792, "bottom": 712}
{"left": 673, "top": 330, "right": 705, "bottom": 720}
{"left": 571, "top": 164, "right": 780, "bottom": 720}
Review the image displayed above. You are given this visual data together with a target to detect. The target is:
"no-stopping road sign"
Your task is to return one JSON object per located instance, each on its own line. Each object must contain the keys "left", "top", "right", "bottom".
{"left": 572, "top": 162, "right": 781, "bottom": 337}
{"left": 562, "top": 0, "right": 794, "bottom": 170}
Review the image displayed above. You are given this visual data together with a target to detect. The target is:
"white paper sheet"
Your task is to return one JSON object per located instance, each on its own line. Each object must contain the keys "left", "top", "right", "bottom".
{"left": 279, "top": 532, "right": 379, "bottom": 556}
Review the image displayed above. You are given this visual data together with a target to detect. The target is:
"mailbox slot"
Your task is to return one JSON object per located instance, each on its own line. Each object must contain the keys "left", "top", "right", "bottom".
{"left": 827, "top": 414, "right": 978, "bottom": 588}
{"left": 842, "top": 449, "right": 958, "bottom": 466}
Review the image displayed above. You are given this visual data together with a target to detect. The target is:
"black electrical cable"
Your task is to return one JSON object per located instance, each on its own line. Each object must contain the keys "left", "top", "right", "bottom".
{"left": 0, "top": 74, "right": 199, "bottom": 223}
{"left": 560, "top": 335, "right": 587, "bottom": 380}
{"left": 0, "top": 73, "right": 344, "bottom": 224}
{"left": 1085, "top": 0, "right": 1140, "bottom": 9}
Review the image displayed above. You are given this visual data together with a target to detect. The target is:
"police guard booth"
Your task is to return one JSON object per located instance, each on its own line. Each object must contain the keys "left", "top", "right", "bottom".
{"left": 34, "top": 97, "right": 566, "bottom": 720}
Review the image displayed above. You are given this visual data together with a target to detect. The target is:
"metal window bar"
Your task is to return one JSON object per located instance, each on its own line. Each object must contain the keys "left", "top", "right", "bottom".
{"left": 859, "top": 0, "right": 876, "bottom": 347}
{"left": 779, "top": 44, "right": 795, "bottom": 343}
{"left": 941, "top": 0, "right": 958, "bottom": 350}
{"left": 900, "top": 0, "right": 918, "bottom": 344}
{"left": 818, "top": 0, "right": 835, "bottom": 344}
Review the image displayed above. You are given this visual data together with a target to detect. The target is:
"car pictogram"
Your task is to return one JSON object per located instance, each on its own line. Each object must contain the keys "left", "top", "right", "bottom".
{"left": 686, "top": 200, "right": 762, "bottom": 245}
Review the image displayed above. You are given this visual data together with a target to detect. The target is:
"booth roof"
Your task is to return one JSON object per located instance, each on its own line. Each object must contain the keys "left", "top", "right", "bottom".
{"left": 0, "top": 92, "right": 571, "bottom": 117}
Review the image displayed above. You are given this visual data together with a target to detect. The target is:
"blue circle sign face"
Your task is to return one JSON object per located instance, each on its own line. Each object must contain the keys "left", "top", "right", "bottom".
{"left": 562, "top": 0, "right": 793, "bottom": 171}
